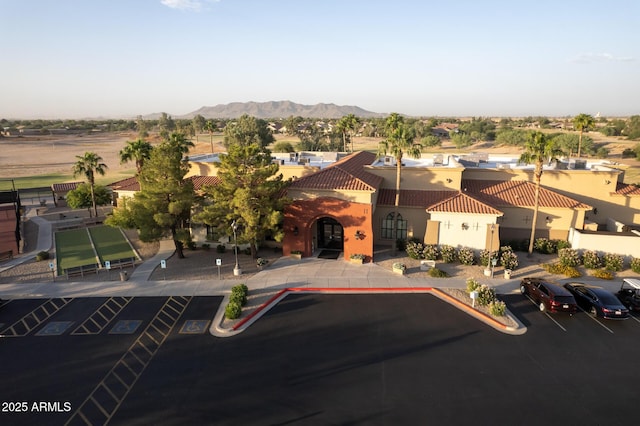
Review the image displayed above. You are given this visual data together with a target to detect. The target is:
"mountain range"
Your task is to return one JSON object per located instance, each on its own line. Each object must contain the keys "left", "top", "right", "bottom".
{"left": 145, "top": 101, "right": 386, "bottom": 120}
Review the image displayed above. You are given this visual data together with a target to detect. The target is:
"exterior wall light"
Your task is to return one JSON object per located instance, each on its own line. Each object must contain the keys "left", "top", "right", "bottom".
{"left": 293, "top": 226, "right": 299, "bottom": 236}
{"left": 355, "top": 230, "right": 364, "bottom": 240}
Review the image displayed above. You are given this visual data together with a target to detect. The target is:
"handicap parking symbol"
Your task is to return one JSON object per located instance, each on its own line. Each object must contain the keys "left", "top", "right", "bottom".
{"left": 179, "top": 320, "right": 210, "bottom": 334}
{"left": 109, "top": 320, "right": 142, "bottom": 334}
{"left": 36, "top": 321, "right": 74, "bottom": 336}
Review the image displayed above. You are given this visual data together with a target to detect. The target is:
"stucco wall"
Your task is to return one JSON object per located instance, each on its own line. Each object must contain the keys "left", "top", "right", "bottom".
{"left": 428, "top": 212, "right": 497, "bottom": 250}
{"left": 568, "top": 228, "right": 640, "bottom": 258}
{"left": 372, "top": 206, "right": 429, "bottom": 246}
{"left": 365, "top": 166, "right": 463, "bottom": 191}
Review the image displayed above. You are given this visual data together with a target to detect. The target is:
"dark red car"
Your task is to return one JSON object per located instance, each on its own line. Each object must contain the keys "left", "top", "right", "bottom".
{"left": 520, "top": 277, "right": 577, "bottom": 314}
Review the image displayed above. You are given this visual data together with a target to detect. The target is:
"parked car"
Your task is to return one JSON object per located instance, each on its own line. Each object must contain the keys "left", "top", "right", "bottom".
{"left": 520, "top": 277, "right": 577, "bottom": 314}
{"left": 563, "top": 282, "right": 629, "bottom": 319}
{"left": 616, "top": 278, "right": 640, "bottom": 312}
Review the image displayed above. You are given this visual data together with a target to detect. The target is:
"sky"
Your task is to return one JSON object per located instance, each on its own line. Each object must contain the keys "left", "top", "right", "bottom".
{"left": 1, "top": 0, "right": 639, "bottom": 119}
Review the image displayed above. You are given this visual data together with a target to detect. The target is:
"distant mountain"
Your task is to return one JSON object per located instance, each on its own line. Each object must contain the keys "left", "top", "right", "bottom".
{"left": 175, "top": 100, "right": 387, "bottom": 119}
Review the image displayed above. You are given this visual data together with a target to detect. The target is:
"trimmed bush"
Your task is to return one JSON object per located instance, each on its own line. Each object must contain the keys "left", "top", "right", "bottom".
{"left": 230, "top": 283, "right": 248, "bottom": 306}
{"left": 477, "top": 284, "right": 497, "bottom": 306}
{"left": 591, "top": 269, "right": 614, "bottom": 280}
{"left": 423, "top": 244, "right": 439, "bottom": 261}
{"left": 405, "top": 240, "right": 425, "bottom": 260}
{"left": 216, "top": 244, "right": 226, "bottom": 253}
{"left": 440, "top": 245, "right": 457, "bottom": 263}
{"left": 534, "top": 238, "right": 556, "bottom": 254}
{"left": 603, "top": 253, "right": 624, "bottom": 272}
{"left": 556, "top": 240, "right": 571, "bottom": 250}
{"left": 558, "top": 248, "right": 580, "bottom": 267}
{"left": 542, "top": 263, "right": 582, "bottom": 278}
{"left": 428, "top": 267, "right": 449, "bottom": 278}
{"left": 499, "top": 246, "right": 518, "bottom": 270}
{"left": 466, "top": 277, "right": 481, "bottom": 293}
{"left": 631, "top": 257, "right": 640, "bottom": 274}
{"left": 225, "top": 301, "right": 242, "bottom": 319}
{"left": 489, "top": 300, "right": 507, "bottom": 316}
{"left": 201, "top": 243, "right": 210, "bottom": 250}
{"left": 35, "top": 251, "right": 50, "bottom": 261}
{"left": 479, "top": 249, "right": 496, "bottom": 267}
{"left": 582, "top": 250, "right": 602, "bottom": 269}
{"left": 458, "top": 247, "right": 475, "bottom": 265}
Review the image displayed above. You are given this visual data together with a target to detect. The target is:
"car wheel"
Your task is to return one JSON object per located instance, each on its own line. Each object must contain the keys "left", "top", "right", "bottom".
{"left": 539, "top": 302, "right": 546, "bottom": 312}
{"left": 520, "top": 285, "right": 526, "bottom": 295}
{"left": 590, "top": 306, "right": 598, "bottom": 317}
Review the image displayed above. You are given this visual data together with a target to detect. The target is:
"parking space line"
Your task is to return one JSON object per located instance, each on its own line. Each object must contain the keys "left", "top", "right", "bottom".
{"left": 578, "top": 307, "right": 614, "bottom": 334}
{"left": 628, "top": 313, "right": 640, "bottom": 324}
{"left": 72, "top": 297, "right": 133, "bottom": 335}
{"left": 65, "top": 296, "right": 192, "bottom": 426}
{"left": 523, "top": 294, "right": 567, "bottom": 331}
{"left": 0, "top": 298, "right": 73, "bottom": 337}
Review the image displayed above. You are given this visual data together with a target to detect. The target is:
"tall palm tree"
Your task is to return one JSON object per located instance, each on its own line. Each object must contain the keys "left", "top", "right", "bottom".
{"left": 72, "top": 151, "right": 108, "bottom": 217}
{"left": 337, "top": 114, "right": 360, "bottom": 152}
{"left": 204, "top": 120, "right": 217, "bottom": 153}
{"left": 518, "top": 131, "right": 564, "bottom": 254}
{"left": 573, "top": 113, "right": 595, "bottom": 158}
{"left": 119, "top": 138, "right": 153, "bottom": 174}
{"left": 378, "top": 113, "right": 423, "bottom": 254}
{"left": 166, "top": 132, "right": 195, "bottom": 156}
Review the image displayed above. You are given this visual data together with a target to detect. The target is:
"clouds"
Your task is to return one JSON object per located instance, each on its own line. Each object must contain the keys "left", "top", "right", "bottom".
{"left": 160, "top": 0, "right": 219, "bottom": 12}
{"left": 570, "top": 52, "right": 635, "bottom": 64}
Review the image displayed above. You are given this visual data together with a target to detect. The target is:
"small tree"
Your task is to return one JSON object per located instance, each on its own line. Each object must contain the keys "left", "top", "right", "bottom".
{"left": 66, "top": 183, "right": 112, "bottom": 215}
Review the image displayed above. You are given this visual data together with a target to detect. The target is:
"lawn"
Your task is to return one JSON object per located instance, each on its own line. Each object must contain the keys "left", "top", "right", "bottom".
{"left": 55, "top": 228, "right": 99, "bottom": 273}
{"left": 88, "top": 225, "right": 137, "bottom": 263}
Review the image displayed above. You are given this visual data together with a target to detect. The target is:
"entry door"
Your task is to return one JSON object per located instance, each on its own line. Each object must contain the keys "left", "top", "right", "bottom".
{"left": 317, "top": 218, "right": 343, "bottom": 250}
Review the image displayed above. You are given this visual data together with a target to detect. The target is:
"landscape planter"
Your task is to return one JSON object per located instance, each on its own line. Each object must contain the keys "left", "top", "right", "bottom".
{"left": 393, "top": 268, "right": 405, "bottom": 275}
{"left": 350, "top": 258, "right": 364, "bottom": 265}
{"left": 290, "top": 253, "right": 302, "bottom": 260}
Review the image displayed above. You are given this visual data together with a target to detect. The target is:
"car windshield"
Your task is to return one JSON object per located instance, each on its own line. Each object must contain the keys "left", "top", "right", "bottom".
{"left": 554, "top": 296, "right": 575, "bottom": 304}
{"left": 599, "top": 293, "right": 622, "bottom": 305}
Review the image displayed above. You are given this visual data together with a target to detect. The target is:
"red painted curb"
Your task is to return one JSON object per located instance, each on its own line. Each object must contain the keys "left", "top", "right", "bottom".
{"left": 232, "top": 289, "right": 288, "bottom": 330}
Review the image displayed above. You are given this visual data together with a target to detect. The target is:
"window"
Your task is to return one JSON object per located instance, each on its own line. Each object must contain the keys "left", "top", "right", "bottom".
{"left": 382, "top": 212, "right": 407, "bottom": 240}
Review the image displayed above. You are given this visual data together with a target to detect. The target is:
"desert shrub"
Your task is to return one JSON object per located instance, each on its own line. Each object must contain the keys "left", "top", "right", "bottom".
{"left": 489, "top": 300, "right": 507, "bottom": 316}
{"left": 186, "top": 240, "right": 197, "bottom": 250}
{"left": 396, "top": 238, "right": 407, "bottom": 252}
{"left": 534, "top": 238, "right": 556, "bottom": 254}
{"left": 423, "top": 244, "right": 439, "bottom": 261}
{"left": 440, "top": 245, "right": 457, "bottom": 263}
{"left": 542, "top": 263, "right": 582, "bottom": 278}
{"left": 225, "top": 301, "right": 242, "bottom": 319}
{"left": 591, "top": 269, "right": 614, "bottom": 280}
{"left": 458, "top": 247, "right": 475, "bottom": 265}
{"left": 603, "top": 253, "right": 624, "bottom": 271}
{"left": 500, "top": 250, "right": 519, "bottom": 271}
{"left": 555, "top": 240, "right": 571, "bottom": 251}
{"left": 428, "top": 267, "right": 449, "bottom": 278}
{"left": 558, "top": 248, "right": 580, "bottom": 267}
{"left": 230, "top": 283, "right": 248, "bottom": 306}
{"left": 216, "top": 244, "right": 226, "bottom": 253}
{"left": 479, "top": 249, "right": 496, "bottom": 267}
{"left": 477, "top": 284, "right": 497, "bottom": 306}
{"left": 201, "top": 243, "right": 210, "bottom": 250}
{"left": 405, "top": 240, "right": 425, "bottom": 259}
{"left": 35, "top": 251, "right": 50, "bottom": 261}
{"left": 582, "top": 250, "right": 602, "bottom": 269}
{"left": 466, "top": 277, "right": 481, "bottom": 293}
{"left": 631, "top": 257, "right": 640, "bottom": 273}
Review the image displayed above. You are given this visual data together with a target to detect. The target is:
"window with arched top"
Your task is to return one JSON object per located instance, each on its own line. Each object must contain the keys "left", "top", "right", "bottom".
{"left": 382, "top": 212, "right": 407, "bottom": 240}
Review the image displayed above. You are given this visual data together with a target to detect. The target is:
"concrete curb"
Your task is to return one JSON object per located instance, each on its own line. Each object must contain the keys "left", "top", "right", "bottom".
{"left": 211, "top": 287, "right": 527, "bottom": 338}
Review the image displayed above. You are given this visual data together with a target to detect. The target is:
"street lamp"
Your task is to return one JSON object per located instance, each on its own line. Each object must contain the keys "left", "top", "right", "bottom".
{"left": 231, "top": 220, "right": 242, "bottom": 276}
{"left": 489, "top": 224, "right": 496, "bottom": 279}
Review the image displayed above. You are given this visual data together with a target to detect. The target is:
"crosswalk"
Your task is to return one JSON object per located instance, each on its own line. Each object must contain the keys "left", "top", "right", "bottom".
{"left": 71, "top": 297, "right": 133, "bottom": 335}
{"left": 0, "top": 298, "right": 73, "bottom": 337}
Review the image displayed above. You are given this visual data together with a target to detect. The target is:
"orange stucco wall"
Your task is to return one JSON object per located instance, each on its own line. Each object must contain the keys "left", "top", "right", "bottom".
{"left": 283, "top": 196, "right": 374, "bottom": 262}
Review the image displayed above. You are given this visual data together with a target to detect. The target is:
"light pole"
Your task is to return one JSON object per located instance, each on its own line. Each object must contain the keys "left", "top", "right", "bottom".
{"left": 231, "top": 220, "right": 242, "bottom": 276}
{"left": 489, "top": 224, "right": 495, "bottom": 279}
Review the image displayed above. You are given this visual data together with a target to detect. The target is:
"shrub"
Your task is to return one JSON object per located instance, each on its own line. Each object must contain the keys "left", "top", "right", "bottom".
{"left": 582, "top": 250, "right": 602, "bottom": 269}
{"left": 534, "top": 238, "right": 556, "bottom": 254}
{"left": 423, "top": 244, "right": 439, "bottom": 261}
{"left": 458, "top": 247, "right": 475, "bottom": 265}
{"left": 201, "top": 243, "right": 210, "bottom": 250}
{"left": 542, "top": 263, "right": 582, "bottom": 278}
{"left": 558, "top": 248, "right": 580, "bottom": 267}
{"left": 35, "top": 251, "right": 50, "bottom": 261}
{"left": 231, "top": 283, "right": 248, "bottom": 306}
{"left": 477, "top": 284, "right": 497, "bottom": 306}
{"left": 603, "top": 253, "right": 624, "bottom": 271}
{"left": 591, "top": 269, "right": 614, "bottom": 280}
{"left": 499, "top": 246, "right": 518, "bottom": 270}
{"left": 216, "top": 244, "right": 226, "bottom": 253}
{"left": 257, "top": 257, "right": 269, "bottom": 266}
{"left": 555, "top": 240, "right": 571, "bottom": 251}
{"left": 405, "top": 240, "right": 425, "bottom": 260}
{"left": 395, "top": 238, "right": 407, "bottom": 252}
{"left": 466, "top": 277, "right": 481, "bottom": 293}
{"left": 631, "top": 257, "right": 640, "bottom": 274}
{"left": 428, "top": 267, "right": 449, "bottom": 278}
{"left": 243, "top": 247, "right": 251, "bottom": 255}
{"left": 440, "top": 245, "right": 457, "bottom": 263}
{"left": 479, "top": 249, "right": 496, "bottom": 267}
{"left": 186, "top": 240, "right": 197, "bottom": 250}
{"left": 349, "top": 253, "right": 365, "bottom": 260}
{"left": 489, "top": 300, "right": 507, "bottom": 316}
{"left": 225, "top": 301, "right": 242, "bottom": 319}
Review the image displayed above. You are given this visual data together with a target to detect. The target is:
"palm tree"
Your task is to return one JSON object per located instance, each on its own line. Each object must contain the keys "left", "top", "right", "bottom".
{"left": 119, "top": 138, "right": 153, "bottom": 174}
{"left": 518, "top": 131, "right": 564, "bottom": 254}
{"left": 72, "top": 151, "right": 108, "bottom": 218}
{"left": 573, "top": 113, "right": 595, "bottom": 158}
{"left": 337, "top": 114, "right": 360, "bottom": 152}
{"left": 204, "top": 120, "right": 217, "bottom": 153}
{"left": 166, "top": 132, "right": 195, "bottom": 156}
{"left": 378, "top": 113, "right": 423, "bottom": 254}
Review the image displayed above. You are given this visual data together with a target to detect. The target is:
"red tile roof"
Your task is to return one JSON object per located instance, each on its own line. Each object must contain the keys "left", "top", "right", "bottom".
{"left": 462, "top": 180, "right": 592, "bottom": 209}
{"left": 108, "top": 176, "right": 140, "bottom": 191}
{"left": 187, "top": 175, "right": 221, "bottom": 191}
{"left": 378, "top": 189, "right": 457, "bottom": 208}
{"left": 51, "top": 182, "right": 83, "bottom": 192}
{"left": 289, "top": 151, "right": 383, "bottom": 191}
{"left": 427, "top": 192, "right": 504, "bottom": 215}
{"left": 613, "top": 182, "right": 640, "bottom": 196}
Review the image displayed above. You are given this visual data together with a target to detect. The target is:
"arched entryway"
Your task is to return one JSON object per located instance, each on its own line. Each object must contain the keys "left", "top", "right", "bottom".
{"left": 316, "top": 217, "right": 343, "bottom": 251}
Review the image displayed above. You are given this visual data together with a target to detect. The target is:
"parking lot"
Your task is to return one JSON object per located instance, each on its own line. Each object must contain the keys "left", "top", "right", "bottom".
{"left": 1, "top": 293, "right": 640, "bottom": 425}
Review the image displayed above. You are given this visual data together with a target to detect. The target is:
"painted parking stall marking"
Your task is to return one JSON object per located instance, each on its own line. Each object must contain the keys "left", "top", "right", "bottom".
{"left": 65, "top": 296, "right": 192, "bottom": 426}
{"left": 72, "top": 297, "right": 133, "bottom": 335}
{"left": 522, "top": 293, "right": 567, "bottom": 331}
{"left": 179, "top": 320, "right": 210, "bottom": 334}
{"left": 576, "top": 306, "right": 615, "bottom": 334}
{"left": 109, "top": 320, "right": 143, "bottom": 335}
{"left": 36, "top": 321, "right": 74, "bottom": 336}
{"left": 0, "top": 298, "right": 73, "bottom": 337}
